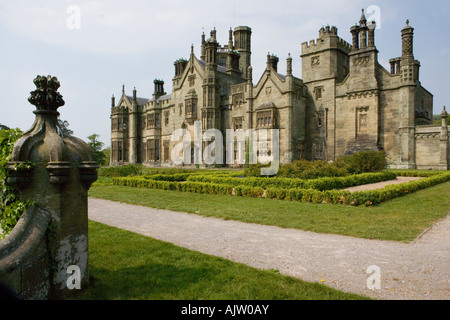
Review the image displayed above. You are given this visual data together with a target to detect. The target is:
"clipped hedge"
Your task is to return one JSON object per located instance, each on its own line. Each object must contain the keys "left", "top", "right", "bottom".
{"left": 113, "top": 177, "right": 234, "bottom": 196}
{"left": 187, "top": 171, "right": 397, "bottom": 191}
{"left": 265, "top": 171, "right": 450, "bottom": 206}
{"left": 112, "top": 171, "right": 450, "bottom": 207}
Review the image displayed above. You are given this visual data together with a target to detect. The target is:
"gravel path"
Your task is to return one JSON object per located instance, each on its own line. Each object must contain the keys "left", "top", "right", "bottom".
{"left": 344, "top": 177, "right": 423, "bottom": 192}
{"left": 88, "top": 197, "right": 449, "bottom": 300}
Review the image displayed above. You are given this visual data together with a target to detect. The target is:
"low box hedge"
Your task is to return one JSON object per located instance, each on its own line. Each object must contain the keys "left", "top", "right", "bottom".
{"left": 186, "top": 171, "right": 397, "bottom": 191}
{"left": 112, "top": 171, "right": 450, "bottom": 207}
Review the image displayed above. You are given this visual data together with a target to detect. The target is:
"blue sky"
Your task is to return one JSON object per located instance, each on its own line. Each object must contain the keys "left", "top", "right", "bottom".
{"left": 0, "top": 0, "right": 448, "bottom": 147}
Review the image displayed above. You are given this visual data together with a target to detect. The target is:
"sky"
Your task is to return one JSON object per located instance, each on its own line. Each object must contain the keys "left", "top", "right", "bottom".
{"left": 0, "top": 0, "right": 449, "bottom": 147}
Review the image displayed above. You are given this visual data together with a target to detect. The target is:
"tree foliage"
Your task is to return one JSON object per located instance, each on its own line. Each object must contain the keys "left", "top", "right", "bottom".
{"left": 87, "top": 134, "right": 106, "bottom": 165}
{"left": 0, "top": 128, "right": 31, "bottom": 238}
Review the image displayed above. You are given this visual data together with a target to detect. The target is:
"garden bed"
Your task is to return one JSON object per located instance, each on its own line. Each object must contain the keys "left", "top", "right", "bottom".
{"left": 111, "top": 171, "right": 450, "bottom": 207}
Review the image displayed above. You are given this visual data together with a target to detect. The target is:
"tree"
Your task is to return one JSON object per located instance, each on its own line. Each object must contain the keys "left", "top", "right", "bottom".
{"left": 87, "top": 134, "right": 106, "bottom": 165}
{"left": 58, "top": 118, "right": 73, "bottom": 136}
{"left": 102, "top": 147, "right": 111, "bottom": 166}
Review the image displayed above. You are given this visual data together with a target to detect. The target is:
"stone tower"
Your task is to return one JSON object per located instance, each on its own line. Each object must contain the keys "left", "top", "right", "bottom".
{"left": 233, "top": 26, "right": 252, "bottom": 78}
{"left": 301, "top": 23, "right": 352, "bottom": 160}
{"left": 202, "top": 29, "right": 220, "bottom": 130}
{"left": 397, "top": 20, "right": 419, "bottom": 168}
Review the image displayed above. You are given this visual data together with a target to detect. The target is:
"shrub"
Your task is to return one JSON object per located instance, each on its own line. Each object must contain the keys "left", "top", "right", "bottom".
{"left": 340, "top": 150, "right": 387, "bottom": 174}
{"left": 98, "top": 164, "right": 144, "bottom": 177}
{"left": 276, "top": 159, "right": 349, "bottom": 179}
{"left": 0, "top": 128, "right": 32, "bottom": 238}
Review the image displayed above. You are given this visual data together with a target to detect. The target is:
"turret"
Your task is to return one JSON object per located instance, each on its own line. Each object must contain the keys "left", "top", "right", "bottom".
{"left": 350, "top": 9, "right": 377, "bottom": 52}
{"left": 128, "top": 87, "right": 138, "bottom": 164}
{"left": 205, "top": 28, "right": 219, "bottom": 67}
{"left": 301, "top": 23, "right": 351, "bottom": 83}
{"left": 267, "top": 53, "right": 279, "bottom": 72}
{"left": 174, "top": 58, "right": 188, "bottom": 78}
{"left": 200, "top": 32, "right": 206, "bottom": 61}
{"left": 400, "top": 20, "right": 420, "bottom": 84}
{"left": 153, "top": 79, "right": 166, "bottom": 101}
{"left": 401, "top": 20, "right": 414, "bottom": 60}
{"left": 233, "top": 26, "right": 252, "bottom": 78}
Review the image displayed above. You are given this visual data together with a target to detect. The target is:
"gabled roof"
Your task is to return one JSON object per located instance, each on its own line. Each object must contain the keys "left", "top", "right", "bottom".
{"left": 125, "top": 95, "right": 150, "bottom": 106}
{"left": 156, "top": 94, "right": 172, "bottom": 103}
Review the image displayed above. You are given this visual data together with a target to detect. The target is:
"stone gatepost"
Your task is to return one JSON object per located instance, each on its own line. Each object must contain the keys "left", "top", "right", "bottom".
{"left": 4, "top": 75, "right": 98, "bottom": 299}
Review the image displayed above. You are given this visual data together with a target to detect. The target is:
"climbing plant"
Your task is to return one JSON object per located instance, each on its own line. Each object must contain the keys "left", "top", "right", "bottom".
{"left": 0, "top": 128, "right": 32, "bottom": 238}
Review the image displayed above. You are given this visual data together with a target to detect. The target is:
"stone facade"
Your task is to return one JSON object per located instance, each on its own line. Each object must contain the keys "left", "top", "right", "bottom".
{"left": 110, "top": 10, "right": 449, "bottom": 170}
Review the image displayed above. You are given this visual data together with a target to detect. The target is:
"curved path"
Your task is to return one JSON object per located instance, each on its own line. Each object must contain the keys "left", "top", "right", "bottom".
{"left": 88, "top": 198, "right": 449, "bottom": 300}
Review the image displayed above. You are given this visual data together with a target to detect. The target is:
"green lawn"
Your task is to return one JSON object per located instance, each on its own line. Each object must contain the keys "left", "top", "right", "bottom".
{"left": 89, "top": 181, "right": 450, "bottom": 243}
{"left": 74, "top": 221, "right": 368, "bottom": 300}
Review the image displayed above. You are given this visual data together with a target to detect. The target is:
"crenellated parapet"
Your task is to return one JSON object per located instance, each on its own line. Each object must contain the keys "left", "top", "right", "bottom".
{"left": 301, "top": 26, "right": 352, "bottom": 56}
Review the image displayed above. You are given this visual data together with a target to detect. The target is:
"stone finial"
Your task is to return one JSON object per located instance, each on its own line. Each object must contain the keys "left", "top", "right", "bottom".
{"left": 4, "top": 75, "right": 98, "bottom": 299}
{"left": 442, "top": 106, "right": 448, "bottom": 118}
{"left": 360, "top": 9, "right": 367, "bottom": 26}
{"left": 28, "top": 75, "right": 65, "bottom": 114}
{"left": 286, "top": 53, "right": 293, "bottom": 76}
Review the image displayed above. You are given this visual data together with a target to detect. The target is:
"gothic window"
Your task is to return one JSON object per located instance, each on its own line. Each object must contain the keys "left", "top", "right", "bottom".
{"left": 232, "top": 93, "right": 244, "bottom": 107}
{"left": 343, "top": 65, "right": 348, "bottom": 77}
{"left": 314, "top": 87, "right": 323, "bottom": 100}
{"left": 164, "top": 111, "right": 170, "bottom": 126}
{"left": 163, "top": 141, "right": 170, "bottom": 162}
{"left": 118, "top": 141, "right": 123, "bottom": 162}
{"left": 315, "top": 111, "right": 324, "bottom": 128}
{"left": 297, "top": 142, "right": 306, "bottom": 160}
{"left": 147, "top": 139, "right": 160, "bottom": 162}
{"left": 155, "top": 139, "right": 160, "bottom": 161}
{"left": 208, "top": 88, "right": 213, "bottom": 107}
{"left": 155, "top": 113, "right": 160, "bottom": 127}
{"left": 314, "top": 141, "right": 325, "bottom": 160}
{"left": 142, "top": 142, "right": 147, "bottom": 162}
{"left": 179, "top": 103, "right": 183, "bottom": 116}
{"left": 207, "top": 110, "right": 213, "bottom": 129}
{"left": 256, "top": 111, "right": 274, "bottom": 128}
{"left": 233, "top": 117, "right": 243, "bottom": 130}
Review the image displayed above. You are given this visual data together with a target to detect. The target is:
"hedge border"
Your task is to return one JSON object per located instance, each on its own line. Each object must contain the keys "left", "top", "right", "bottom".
{"left": 112, "top": 171, "right": 450, "bottom": 207}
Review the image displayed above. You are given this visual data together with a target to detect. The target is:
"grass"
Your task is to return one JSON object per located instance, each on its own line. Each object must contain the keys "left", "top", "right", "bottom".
{"left": 89, "top": 181, "right": 450, "bottom": 243}
{"left": 74, "top": 221, "right": 368, "bottom": 300}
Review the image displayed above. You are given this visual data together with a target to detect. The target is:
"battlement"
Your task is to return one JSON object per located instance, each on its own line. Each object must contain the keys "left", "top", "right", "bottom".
{"left": 301, "top": 30, "right": 352, "bottom": 56}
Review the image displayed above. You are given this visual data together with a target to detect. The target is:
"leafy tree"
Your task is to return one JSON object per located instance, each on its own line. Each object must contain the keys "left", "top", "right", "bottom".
{"left": 57, "top": 118, "right": 74, "bottom": 136}
{"left": 87, "top": 134, "right": 106, "bottom": 165}
{"left": 102, "top": 147, "right": 111, "bottom": 166}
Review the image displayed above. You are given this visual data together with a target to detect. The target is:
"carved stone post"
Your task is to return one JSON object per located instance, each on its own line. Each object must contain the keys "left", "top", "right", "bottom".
{"left": 6, "top": 75, "right": 98, "bottom": 299}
